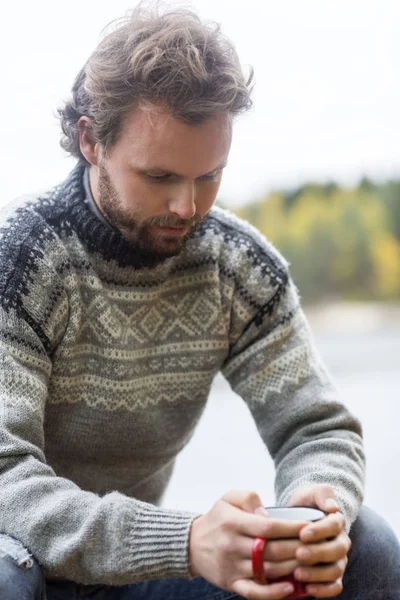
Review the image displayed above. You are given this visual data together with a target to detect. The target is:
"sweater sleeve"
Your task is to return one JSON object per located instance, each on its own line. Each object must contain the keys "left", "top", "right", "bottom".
{"left": 0, "top": 217, "right": 197, "bottom": 586}
{"left": 221, "top": 242, "right": 365, "bottom": 531}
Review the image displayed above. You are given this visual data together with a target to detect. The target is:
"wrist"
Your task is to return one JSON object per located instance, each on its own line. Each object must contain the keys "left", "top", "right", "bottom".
{"left": 188, "top": 515, "right": 203, "bottom": 577}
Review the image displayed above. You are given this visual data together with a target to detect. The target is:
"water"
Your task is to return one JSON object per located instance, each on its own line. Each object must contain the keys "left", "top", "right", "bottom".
{"left": 163, "top": 320, "right": 400, "bottom": 537}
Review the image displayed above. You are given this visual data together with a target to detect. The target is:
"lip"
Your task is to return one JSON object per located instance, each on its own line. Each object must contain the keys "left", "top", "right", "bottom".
{"left": 155, "top": 226, "right": 189, "bottom": 236}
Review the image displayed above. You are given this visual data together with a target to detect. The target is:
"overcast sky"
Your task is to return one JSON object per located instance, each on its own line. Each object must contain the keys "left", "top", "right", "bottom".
{"left": 1, "top": 0, "right": 399, "bottom": 207}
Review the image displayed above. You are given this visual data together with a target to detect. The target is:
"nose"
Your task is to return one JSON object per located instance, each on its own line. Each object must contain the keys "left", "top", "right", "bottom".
{"left": 168, "top": 182, "right": 196, "bottom": 220}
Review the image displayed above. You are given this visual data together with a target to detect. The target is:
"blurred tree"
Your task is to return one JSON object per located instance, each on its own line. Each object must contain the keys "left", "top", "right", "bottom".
{"left": 370, "top": 233, "right": 400, "bottom": 298}
{"left": 380, "top": 180, "right": 400, "bottom": 240}
{"left": 234, "top": 179, "right": 400, "bottom": 303}
{"left": 359, "top": 176, "right": 377, "bottom": 193}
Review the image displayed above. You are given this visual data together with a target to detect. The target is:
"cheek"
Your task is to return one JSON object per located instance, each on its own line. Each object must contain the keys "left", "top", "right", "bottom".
{"left": 118, "top": 174, "right": 164, "bottom": 215}
{"left": 196, "top": 184, "right": 220, "bottom": 215}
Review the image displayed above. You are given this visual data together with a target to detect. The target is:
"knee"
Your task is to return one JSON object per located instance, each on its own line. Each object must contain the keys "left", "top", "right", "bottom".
{"left": 348, "top": 505, "right": 400, "bottom": 577}
{"left": 0, "top": 534, "right": 43, "bottom": 599}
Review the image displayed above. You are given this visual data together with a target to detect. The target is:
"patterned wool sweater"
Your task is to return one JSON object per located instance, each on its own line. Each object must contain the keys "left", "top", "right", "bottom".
{"left": 0, "top": 165, "right": 365, "bottom": 585}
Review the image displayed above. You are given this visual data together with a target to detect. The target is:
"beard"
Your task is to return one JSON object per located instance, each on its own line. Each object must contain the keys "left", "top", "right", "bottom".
{"left": 97, "top": 162, "right": 203, "bottom": 260}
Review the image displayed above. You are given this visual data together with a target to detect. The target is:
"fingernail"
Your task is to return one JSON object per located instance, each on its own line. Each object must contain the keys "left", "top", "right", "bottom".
{"left": 303, "top": 528, "right": 314, "bottom": 540}
{"left": 254, "top": 506, "right": 269, "bottom": 516}
{"left": 284, "top": 584, "right": 294, "bottom": 594}
{"left": 298, "top": 548, "right": 312, "bottom": 559}
{"left": 325, "top": 498, "right": 339, "bottom": 510}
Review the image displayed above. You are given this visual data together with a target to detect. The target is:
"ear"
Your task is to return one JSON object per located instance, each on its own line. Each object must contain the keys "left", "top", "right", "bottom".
{"left": 77, "top": 116, "right": 101, "bottom": 166}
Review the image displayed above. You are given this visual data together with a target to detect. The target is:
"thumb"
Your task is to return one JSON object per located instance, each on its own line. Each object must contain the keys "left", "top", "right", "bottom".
{"left": 313, "top": 484, "right": 340, "bottom": 513}
{"left": 289, "top": 484, "right": 339, "bottom": 514}
{"left": 221, "top": 490, "right": 268, "bottom": 516}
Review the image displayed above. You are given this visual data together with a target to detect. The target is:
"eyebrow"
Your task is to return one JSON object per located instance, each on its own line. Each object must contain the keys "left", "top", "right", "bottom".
{"left": 135, "top": 161, "right": 228, "bottom": 178}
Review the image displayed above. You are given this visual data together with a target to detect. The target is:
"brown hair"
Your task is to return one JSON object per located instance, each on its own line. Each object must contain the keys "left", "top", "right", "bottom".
{"left": 58, "top": 3, "right": 254, "bottom": 164}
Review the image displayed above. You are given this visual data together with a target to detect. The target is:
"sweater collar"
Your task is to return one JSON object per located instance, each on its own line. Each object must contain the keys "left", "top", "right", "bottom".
{"left": 57, "top": 164, "right": 175, "bottom": 269}
{"left": 83, "top": 167, "right": 111, "bottom": 229}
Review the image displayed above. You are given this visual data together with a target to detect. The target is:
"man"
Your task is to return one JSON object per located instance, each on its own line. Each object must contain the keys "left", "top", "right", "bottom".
{"left": 0, "top": 5, "right": 398, "bottom": 600}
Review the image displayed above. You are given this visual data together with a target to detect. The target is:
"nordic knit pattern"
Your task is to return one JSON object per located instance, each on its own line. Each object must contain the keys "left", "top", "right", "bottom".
{"left": 0, "top": 165, "right": 365, "bottom": 585}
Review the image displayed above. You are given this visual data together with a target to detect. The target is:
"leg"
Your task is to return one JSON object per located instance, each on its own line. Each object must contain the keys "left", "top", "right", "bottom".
{"left": 54, "top": 577, "right": 240, "bottom": 599}
{"left": 46, "top": 579, "right": 79, "bottom": 599}
{"left": 114, "top": 577, "right": 240, "bottom": 600}
{"left": 336, "top": 505, "right": 400, "bottom": 599}
{"left": 0, "top": 533, "right": 44, "bottom": 599}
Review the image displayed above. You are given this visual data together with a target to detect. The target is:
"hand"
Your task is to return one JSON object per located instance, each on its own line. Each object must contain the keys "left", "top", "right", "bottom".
{"left": 288, "top": 484, "right": 351, "bottom": 598}
{"left": 189, "top": 490, "right": 310, "bottom": 600}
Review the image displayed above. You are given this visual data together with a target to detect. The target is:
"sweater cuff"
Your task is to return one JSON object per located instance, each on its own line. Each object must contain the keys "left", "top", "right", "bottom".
{"left": 125, "top": 502, "right": 201, "bottom": 580}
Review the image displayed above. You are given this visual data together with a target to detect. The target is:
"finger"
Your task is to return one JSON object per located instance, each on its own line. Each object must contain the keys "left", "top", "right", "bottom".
{"left": 288, "top": 484, "right": 339, "bottom": 514}
{"left": 221, "top": 490, "right": 307, "bottom": 539}
{"left": 233, "top": 578, "right": 295, "bottom": 600}
{"left": 230, "top": 511, "right": 307, "bottom": 541}
{"left": 296, "top": 533, "right": 350, "bottom": 564}
{"left": 264, "top": 539, "right": 302, "bottom": 562}
{"left": 222, "top": 490, "right": 266, "bottom": 514}
{"left": 240, "top": 558, "right": 299, "bottom": 580}
{"left": 305, "top": 578, "right": 344, "bottom": 598}
{"left": 254, "top": 518, "right": 308, "bottom": 540}
{"left": 265, "top": 559, "right": 299, "bottom": 580}
{"left": 239, "top": 537, "right": 301, "bottom": 561}
{"left": 300, "top": 513, "right": 346, "bottom": 543}
{"left": 295, "top": 559, "right": 347, "bottom": 583}
{"left": 311, "top": 484, "right": 340, "bottom": 514}
{"left": 220, "top": 492, "right": 308, "bottom": 540}
{"left": 219, "top": 501, "right": 308, "bottom": 542}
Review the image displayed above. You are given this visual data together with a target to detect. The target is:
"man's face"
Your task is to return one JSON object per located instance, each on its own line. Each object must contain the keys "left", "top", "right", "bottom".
{"left": 92, "top": 105, "right": 232, "bottom": 259}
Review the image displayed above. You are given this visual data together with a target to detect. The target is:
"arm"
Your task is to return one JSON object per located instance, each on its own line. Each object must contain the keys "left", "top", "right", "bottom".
{"left": 222, "top": 273, "right": 365, "bottom": 531}
{"left": 0, "top": 225, "right": 196, "bottom": 586}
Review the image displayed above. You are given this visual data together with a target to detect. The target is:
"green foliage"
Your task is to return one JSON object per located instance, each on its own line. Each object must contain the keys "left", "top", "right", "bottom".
{"left": 235, "top": 179, "right": 400, "bottom": 302}
{"left": 380, "top": 181, "right": 400, "bottom": 240}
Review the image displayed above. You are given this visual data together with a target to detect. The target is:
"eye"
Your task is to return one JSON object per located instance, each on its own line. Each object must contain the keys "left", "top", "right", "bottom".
{"left": 146, "top": 173, "right": 171, "bottom": 182}
{"left": 198, "top": 170, "right": 221, "bottom": 182}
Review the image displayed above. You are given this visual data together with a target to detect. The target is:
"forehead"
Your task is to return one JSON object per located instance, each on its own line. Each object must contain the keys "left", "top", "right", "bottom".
{"left": 114, "top": 105, "right": 232, "bottom": 174}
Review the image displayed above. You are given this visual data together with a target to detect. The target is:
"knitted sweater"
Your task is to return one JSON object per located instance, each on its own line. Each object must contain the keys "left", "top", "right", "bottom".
{"left": 0, "top": 165, "right": 365, "bottom": 585}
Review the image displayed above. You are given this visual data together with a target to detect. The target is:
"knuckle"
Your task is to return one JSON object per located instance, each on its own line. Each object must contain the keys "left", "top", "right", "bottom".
{"left": 246, "top": 490, "right": 261, "bottom": 503}
{"left": 335, "top": 514, "right": 345, "bottom": 530}
{"left": 336, "top": 578, "right": 344, "bottom": 593}
{"left": 265, "top": 560, "right": 287, "bottom": 579}
{"left": 217, "top": 532, "right": 233, "bottom": 554}
{"left": 219, "top": 519, "right": 231, "bottom": 535}
{"left": 332, "top": 563, "right": 343, "bottom": 578}
{"left": 332, "top": 520, "right": 342, "bottom": 536}
{"left": 262, "top": 522, "right": 274, "bottom": 538}
{"left": 320, "top": 483, "right": 334, "bottom": 494}
{"left": 222, "top": 489, "right": 256, "bottom": 504}
{"left": 216, "top": 498, "right": 228, "bottom": 515}
{"left": 264, "top": 561, "right": 275, "bottom": 577}
{"left": 265, "top": 540, "right": 279, "bottom": 558}
{"left": 221, "top": 490, "right": 234, "bottom": 502}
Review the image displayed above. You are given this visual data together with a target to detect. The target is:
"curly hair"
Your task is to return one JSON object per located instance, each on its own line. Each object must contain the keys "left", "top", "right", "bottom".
{"left": 58, "top": 3, "right": 254, "bottom": 164}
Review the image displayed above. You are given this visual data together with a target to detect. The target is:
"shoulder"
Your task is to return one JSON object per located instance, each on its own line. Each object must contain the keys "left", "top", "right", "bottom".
{"left": 0, "top": 187, "right": 69, "bottom": 310}
{"left": 193, "top": 205, "right": 290, "bottom": 290}
{"left": 187, "top": 207, "right": 300, "bottom": 346}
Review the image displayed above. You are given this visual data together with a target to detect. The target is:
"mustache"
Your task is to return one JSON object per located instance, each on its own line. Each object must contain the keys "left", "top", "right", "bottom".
{"left": 144, "top": 214, "right": 203, "bottom": 229}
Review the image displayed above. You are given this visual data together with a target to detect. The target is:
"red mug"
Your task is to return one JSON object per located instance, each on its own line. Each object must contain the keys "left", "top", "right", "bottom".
{"left": 252, "top": 506, "right": 326, "bottom": 599}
